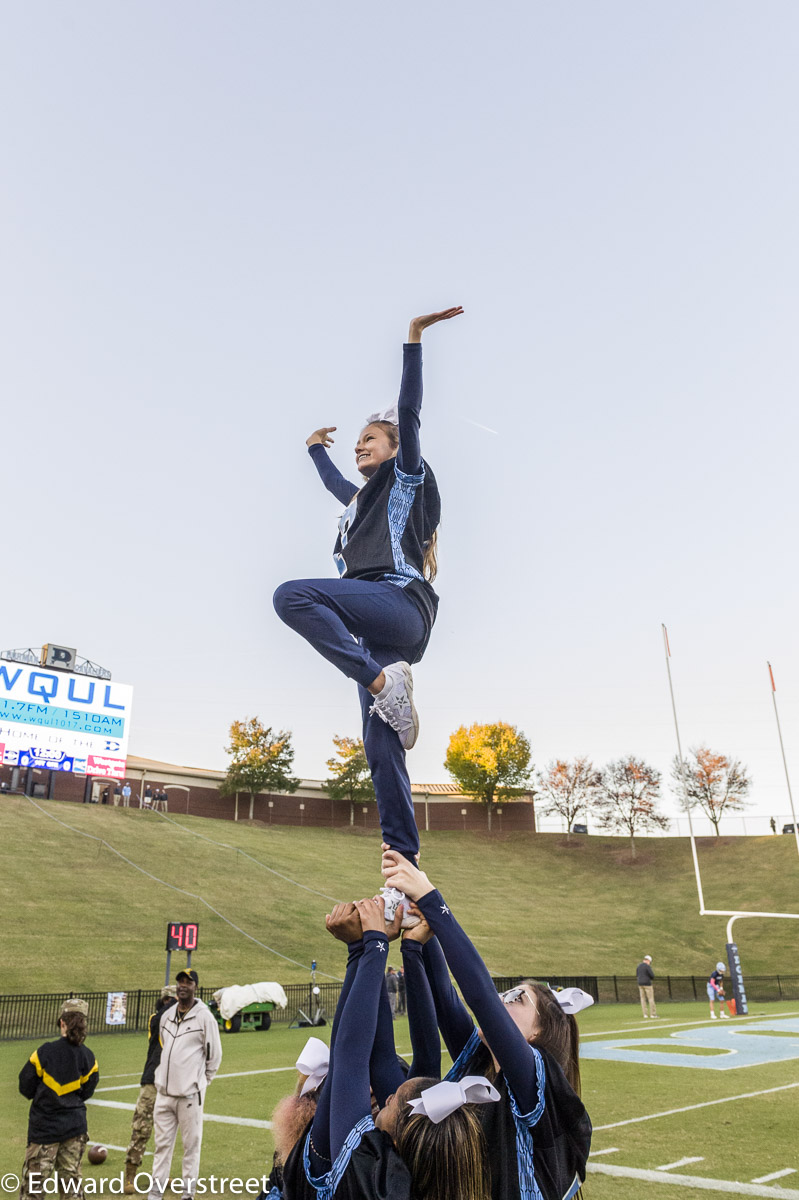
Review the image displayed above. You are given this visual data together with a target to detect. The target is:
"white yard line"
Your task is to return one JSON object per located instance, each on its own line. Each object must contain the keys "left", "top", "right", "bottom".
{"left": 96, "top": 1065, "right": 301, "bottom": 1093}
{"left": 589, "top": 1147, "right": 620, "bottom": 1157}
{"left": 593, "top": 1081, "right": 799, "bottom": 1130}
{"left": 87, "top": 1099, "right": 272, "bottom": 1130}
{"left": 657, "top": 1157, "right": 705, "bottom": 1171}
{"left": 582, "top": 1011, "right": 799, "bottom": 1039}
{"left": 587, "top": 1163, "right": 799, "bottom": 1198}
{"left": 753, "top": 1172, "right": 798, "bottom": 1185}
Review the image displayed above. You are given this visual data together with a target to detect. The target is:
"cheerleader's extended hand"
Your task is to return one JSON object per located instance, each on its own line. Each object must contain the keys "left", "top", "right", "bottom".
{"left": 408, "top": 307, "right": 464, "bottom": 343}
{"left": 381, "top": 847, "right": 435, "bottom": 902}
{"left": 354, "top": 896, "right": 388, "bottom": 933}
{"left": 306, "top": 426, "right": 337, "bottom": 448}
{"left": 325, "top": 901, "right": 362, "bottom": 944}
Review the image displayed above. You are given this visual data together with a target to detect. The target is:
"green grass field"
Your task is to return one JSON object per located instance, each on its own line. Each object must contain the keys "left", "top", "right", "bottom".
{"left": 3, "top": 1002, "right": 798, "bottom": 1200}
{"left": 1, "top": 794, "right": 797, "bottom": 991}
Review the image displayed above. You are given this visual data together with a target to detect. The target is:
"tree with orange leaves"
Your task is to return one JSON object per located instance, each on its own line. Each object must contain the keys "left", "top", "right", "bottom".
{"left": 537, "top": 757, "right": 601, "bottom": 840}
{"left": 671, "top": 746, "right": 751, "bottom": 836}
{"left": 595, "top": 756, "right": 668, "bottom": 857}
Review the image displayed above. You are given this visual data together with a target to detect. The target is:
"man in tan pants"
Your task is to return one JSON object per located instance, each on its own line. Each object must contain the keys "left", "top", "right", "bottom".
{"left": 148, "top": 970, "right": 222, "bottom": 1200}
{"left": 124, "top": 987, "right": 177, "bottom": 1193}
{"left": 636, "top": 954, "right": 657, "bottom": 1018}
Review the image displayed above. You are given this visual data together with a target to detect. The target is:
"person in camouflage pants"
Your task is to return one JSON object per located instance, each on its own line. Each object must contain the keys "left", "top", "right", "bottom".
{"left": 18, "top": 999, "right": 98, "bottom": 1200}
{"left": 20, "top": 1136, "right": 87, "bottom": 1200}
{"left": 126, "top": 1086, "right": 157, "bottom": 1169}
{"left": 124, "top": 988, "right": 177, "bottom": 1193}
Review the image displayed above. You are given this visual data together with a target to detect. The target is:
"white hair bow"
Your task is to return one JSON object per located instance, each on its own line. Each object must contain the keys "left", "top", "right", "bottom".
{"left": 296, "top": 1036, "right": 329, "bottom": 1097}
{"left": 550, "top": 987, "right": 594, "bottom": 1015}
{"left": 364, "top": 405, "right": 399, "bottom": 426}
{"left": 407, "top": 1075, "right": 500, "bottom": 1124}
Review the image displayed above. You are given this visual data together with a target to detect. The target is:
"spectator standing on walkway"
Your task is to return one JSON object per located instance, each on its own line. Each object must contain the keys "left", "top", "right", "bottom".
{"left": 636, "top": 955, "right": 657, "bottom": 1018}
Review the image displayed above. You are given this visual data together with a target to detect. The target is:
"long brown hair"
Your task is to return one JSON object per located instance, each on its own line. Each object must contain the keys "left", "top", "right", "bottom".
{"left": 58, "top": 1011, "right": 87, "bottom": 1046}
{"left": 523, "top": 982, "right": 582, "bottom": 1095}
{"left": 471, "top": 982, "right": 582, "bottom": 1096}
{"left": 394, "top": 1077, "right": 490, "bottom": 1200}
{"left": 367, "top": 421, "right": 438, "bottom": 582}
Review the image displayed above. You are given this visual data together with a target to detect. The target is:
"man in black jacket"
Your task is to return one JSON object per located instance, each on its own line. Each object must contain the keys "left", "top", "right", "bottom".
{"left": 636, "top": 955, "right": 657, "bottom": 1018}
{"left": 124, "top": 987, "right": 177, "bottom": 1193}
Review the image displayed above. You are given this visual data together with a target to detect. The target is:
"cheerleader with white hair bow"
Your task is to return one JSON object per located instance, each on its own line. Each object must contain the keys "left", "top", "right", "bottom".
{"left": 281, "top": 896, "right": 499, "bottom": 1200}
{"left": 383, "top": 851, "right": 594, "bottom": 1200}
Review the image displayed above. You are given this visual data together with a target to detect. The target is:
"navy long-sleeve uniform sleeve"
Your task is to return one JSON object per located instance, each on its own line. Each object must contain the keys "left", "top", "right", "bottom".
{"left": 417, "top": 891, "right": 543, "bottom": 1114}
{"left": 308, "top": 443, "right": 360, "bottom": 506}
{"left": 396, "top": 344, "right": 423, "bottom": 476}
{"left": 309, "top": 931, "right": 388, "bottom": 1169}
{"left": 421, "top": 936, "right": 476, "bottom": 1063}
{"left": 400, "top": 940, "right": 441, "bottom": 1079}
{"left": 368, "top": 982, "right": 406, "bottom": 1107}
{"left": 309, "top": 939, "right": 363, "bottom": 1167}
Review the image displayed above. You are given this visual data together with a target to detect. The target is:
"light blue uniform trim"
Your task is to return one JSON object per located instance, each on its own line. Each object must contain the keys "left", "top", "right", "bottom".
{"left": 386, "top": 463, "right": 425, "bottom": 583}
{"left": 262, "top": 1188, "right": 282, "bottom": 1200}
{"left": 444, "top": 1025, "right": 480, "bottom": 1081}
{"left": 508, "top": 1050, "right": 547, "bottom": 1200}
{"left": 446, "top": 1032, "right": 559, "bottom": 1200}
{"left": 302, "top": 1115, "right": 376, "bottom": 1200}
{"left": 562, "top": 1174, "right": 582, "bottom": 1200}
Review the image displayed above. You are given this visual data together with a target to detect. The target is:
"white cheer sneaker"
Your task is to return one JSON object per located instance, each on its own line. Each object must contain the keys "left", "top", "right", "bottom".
{"left": 380, "top": 886, "right": 420, "bottom": 930}
{"left": 369, "top": 662, "right": 419, "bottom": 750}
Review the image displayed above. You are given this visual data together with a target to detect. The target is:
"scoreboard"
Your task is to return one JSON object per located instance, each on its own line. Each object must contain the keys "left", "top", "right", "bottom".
{"left": 166, "top": 922, "right": 199, "bottom": 952}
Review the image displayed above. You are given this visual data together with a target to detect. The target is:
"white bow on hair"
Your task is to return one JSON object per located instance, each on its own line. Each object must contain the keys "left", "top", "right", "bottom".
{"left": 407, "top": 1075, "right": 500, "bottom": 1124}
{"left": 364, "top": 405, "right": 399, "bottom": 426}
{"left": 296, "top": 1036, "right": 329, "bottom": 1097}
{"left": 549, "top": 986, "right": 594, "bottom": 1015}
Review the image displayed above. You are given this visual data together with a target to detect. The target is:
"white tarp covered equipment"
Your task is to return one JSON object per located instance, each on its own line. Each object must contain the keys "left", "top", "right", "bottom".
{"left": 212, "top": 982, "right": 288, "bottom": 1019}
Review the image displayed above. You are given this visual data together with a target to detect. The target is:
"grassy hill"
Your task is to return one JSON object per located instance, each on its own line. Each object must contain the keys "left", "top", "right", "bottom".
{"left": 2, "top": 792, "right": 797, "bottom": 992}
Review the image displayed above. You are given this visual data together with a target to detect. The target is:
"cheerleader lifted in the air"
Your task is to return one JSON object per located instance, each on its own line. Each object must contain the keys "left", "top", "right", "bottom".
{"left": 274, "top": 308, "right": 462, "bottom": 872}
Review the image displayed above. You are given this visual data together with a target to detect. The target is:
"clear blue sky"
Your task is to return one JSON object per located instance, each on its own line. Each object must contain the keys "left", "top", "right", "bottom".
{"left": 3, "top": 2, "right": 799, "bottom": 829}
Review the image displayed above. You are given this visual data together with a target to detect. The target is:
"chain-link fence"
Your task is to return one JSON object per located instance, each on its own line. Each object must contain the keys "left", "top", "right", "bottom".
{"left": 2, "top": 974, "right": 797, "bottom": 1041}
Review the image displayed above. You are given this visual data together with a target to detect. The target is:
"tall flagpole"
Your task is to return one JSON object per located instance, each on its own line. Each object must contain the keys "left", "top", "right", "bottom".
{"left": 662, "top": 624, "right": 706, "bottom": 911}
{"left": 767, "top": 662, "right": 799, "bottom": 859}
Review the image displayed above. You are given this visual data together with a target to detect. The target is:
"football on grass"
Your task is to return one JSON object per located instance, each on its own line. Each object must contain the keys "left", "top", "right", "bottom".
{"left": 87, "top": 1145, "right": 107, "bottom": 1165}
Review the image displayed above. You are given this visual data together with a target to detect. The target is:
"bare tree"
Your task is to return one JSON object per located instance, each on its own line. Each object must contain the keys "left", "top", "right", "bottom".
{"left": 671, "top": 746, "right": 751, "bottom": 836}
{"left": 537, "top": 757, "right": 601, "bottom": 839}
{"left": 595, "top": 756, "right": 669, "bottom": 858}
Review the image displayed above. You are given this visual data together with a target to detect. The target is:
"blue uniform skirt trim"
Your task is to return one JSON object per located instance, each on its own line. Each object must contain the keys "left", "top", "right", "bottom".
{"left": 302, "top": 1116, "right": 376, "bottom": 1200}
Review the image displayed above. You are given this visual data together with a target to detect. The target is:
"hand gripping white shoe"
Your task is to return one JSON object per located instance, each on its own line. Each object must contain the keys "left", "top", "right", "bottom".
{"left": 369, "top": 662, "right": 419, "bottom": 751}
{"left": 380, "top": 886, "right": 420, "bottom": 930}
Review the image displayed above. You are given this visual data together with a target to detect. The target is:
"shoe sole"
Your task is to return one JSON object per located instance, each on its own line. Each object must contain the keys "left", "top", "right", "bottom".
{"left": 399, "top": 663, "right": 420, "bottom": 751}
